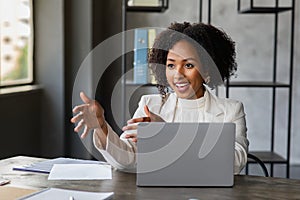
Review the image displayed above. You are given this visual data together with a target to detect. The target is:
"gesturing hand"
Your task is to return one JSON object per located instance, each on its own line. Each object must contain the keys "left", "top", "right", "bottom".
{"left": 71, "top": 92, "right": 107, "bottom": 139}
{"left": 122, "top": 105, "right": 165, "bottom": 143}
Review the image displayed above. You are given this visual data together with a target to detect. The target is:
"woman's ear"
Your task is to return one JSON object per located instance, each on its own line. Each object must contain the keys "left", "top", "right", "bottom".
{"left": 203, "top": 70, "right": 210, "bottom": 84}
{"left": 204, "top": 76, "right": 211, "bottom": 84}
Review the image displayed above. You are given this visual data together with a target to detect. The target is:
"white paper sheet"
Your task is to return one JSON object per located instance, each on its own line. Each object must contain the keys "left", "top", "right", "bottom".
{"left": 18, "top": 188, "right": 113, "bottom": 200}
{"left": 48, "top": 164, "right": 112, "bottom": 180}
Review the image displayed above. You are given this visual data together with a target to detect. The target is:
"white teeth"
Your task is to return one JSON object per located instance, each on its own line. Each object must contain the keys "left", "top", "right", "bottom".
{"left": 176, "top": 83, "right": 189, "bottom": 87}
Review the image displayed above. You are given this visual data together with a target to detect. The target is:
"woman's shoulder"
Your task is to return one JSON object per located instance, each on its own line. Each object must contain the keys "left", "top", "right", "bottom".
{"left": 139, "top": 93, "right": 177, "bottom": 110}
{"left": 207, "top": 90, "right": 243, "bottom": 108}
{"left": 141, "top": 93, "right": 161, "bottom": 98}
{"left": 219, "top": 96, "right": 242, "bottom": 106}
{"left": 206, "top": 91, "right": 245, "bottom": 117}
{"left": 140, "top": 93, "right": 161, "bottom": 101}
{"left": 138, "top": 94, "right": 161, "bottom": 106}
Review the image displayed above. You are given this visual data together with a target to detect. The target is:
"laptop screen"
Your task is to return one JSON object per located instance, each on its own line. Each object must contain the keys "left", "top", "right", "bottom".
{"left": 137, "top": 122, "right": 235, "bottom": 187}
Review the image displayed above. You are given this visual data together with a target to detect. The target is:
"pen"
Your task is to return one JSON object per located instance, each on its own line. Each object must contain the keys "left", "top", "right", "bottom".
{"left": 0, "top": 179, "right": 10, "bottom": 186}
{"left": 69, "top": 196, "right": 74, "bottom": 200}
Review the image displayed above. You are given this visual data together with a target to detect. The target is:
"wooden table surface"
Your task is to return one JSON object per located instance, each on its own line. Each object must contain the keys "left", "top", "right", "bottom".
{"left": 1, "top": 156, "right": 300, "bottom": 200}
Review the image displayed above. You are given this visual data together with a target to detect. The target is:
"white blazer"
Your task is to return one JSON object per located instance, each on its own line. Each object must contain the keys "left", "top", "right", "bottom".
{"left": 93, "top": 90, "right": 249, "bottom": 174}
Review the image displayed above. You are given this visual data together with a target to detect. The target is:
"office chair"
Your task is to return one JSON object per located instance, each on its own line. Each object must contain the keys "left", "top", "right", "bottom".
{"left": 247, "top": 153, "right": 269, "bottom": 177}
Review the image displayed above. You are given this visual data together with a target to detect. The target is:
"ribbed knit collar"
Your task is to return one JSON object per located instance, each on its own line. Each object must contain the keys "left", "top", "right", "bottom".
{"left": 177, "top": 91, "right": 207, "bottom": 109}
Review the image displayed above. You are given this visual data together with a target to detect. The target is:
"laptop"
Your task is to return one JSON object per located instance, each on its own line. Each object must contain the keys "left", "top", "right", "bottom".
{"left": 136, "top": 122, "right": 235, "bottom": 187}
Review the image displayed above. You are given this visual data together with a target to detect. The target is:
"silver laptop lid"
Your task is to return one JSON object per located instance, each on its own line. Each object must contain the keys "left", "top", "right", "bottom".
{"left": 137, "top": 122, "right": 235, "bottom": 187}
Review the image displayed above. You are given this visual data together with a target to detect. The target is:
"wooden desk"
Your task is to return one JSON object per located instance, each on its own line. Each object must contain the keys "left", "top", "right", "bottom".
{"left": 1, "top": 156, "right": 300, "bottom": 199}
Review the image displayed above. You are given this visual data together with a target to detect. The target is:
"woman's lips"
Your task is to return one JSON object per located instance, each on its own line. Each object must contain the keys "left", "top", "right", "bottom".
{"left": 175, "top": 82, "right": 190, "bottom": 93}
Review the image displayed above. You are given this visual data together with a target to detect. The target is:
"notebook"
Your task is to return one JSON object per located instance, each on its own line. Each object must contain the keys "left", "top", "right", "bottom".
{"left": 17, "top": 188, "right": 113, "bottom": 200}
{"left": 136, "top": 122, "right": 235, "bottom": 187}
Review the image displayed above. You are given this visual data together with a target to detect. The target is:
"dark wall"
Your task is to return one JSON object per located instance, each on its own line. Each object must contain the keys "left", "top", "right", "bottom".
{"left": 0, "top": 88, "right": 42, "bottom": 159}
{"left": 34, "top": 0, "right": 65, "bottom": 158}
{"left": 64, "top": 0, "right": 123, "bottom": 159}
{"left": 92, "top": 0, "right": 123, "bottom": 135}
{"left": 64, "top": 0, "right": 94, "bottom": 159}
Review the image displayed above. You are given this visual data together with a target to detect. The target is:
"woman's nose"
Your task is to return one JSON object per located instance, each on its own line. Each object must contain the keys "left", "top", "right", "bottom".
{"left": 174, "top": 66, "right": 185, "bottom": 78}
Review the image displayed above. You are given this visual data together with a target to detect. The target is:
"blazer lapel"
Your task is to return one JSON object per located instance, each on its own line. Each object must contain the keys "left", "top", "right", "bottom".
{"left": 204, "top": 91, "right": 225, "bottom": 122}
{"left": 159, "top": 93, "right": 178, "bottom": 122}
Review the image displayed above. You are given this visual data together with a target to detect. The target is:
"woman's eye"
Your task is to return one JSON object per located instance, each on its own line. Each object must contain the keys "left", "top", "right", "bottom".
{"left": 167, "top": 64, "right": 175, "bottom": 69}
{"left": 185, "top": 63, "right": 194, "bottom": 69}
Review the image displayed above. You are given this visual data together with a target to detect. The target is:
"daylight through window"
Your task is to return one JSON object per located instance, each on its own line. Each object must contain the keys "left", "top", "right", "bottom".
{"left": 0, "top": 0, "right": 33, "bottom": 87}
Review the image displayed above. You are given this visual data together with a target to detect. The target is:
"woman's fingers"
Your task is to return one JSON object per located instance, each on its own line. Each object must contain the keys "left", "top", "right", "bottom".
{"left": 121, "top": 106, "right": 164, "bottom": 144}
{"left": 72, "top": 104, "right": 89, "bottom": 114}
{"left": 74, "top": 119, "right": 85, "bottom": 133}
{"left": 122, "top": 124, "right": 138, "bottom": 131}
{"left": 131, "top": 138, "right": 137, "bottom": 143}
{"left": 125, "top": 133, "right": 137, "bottom": 138}
{"left": 144, "top": 105, "right": 165, "bottom": 122}
{"left": 71, "top": 92, "right": 108, "bottom": 139}
{"left": 70, "top": 112, "right": 83, "bottom": 123}
{"left": 80, "top": 126, "right": 89, "bottom": 139}
{"left": 144, "top": 105, "right": 151, "bottom": 116}
{"left": 80, "top": 91, "right": 92, "bottom": 104}
{"left": 125, "top": 133, "right": 137, "bottom": 143}
{"left": 127, "top": 117, "right": 151, "bottom": 124}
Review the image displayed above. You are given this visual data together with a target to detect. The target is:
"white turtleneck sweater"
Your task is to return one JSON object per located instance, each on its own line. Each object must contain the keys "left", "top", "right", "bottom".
{"left": 93, "top": 90, "right": 249, "bottom": 174}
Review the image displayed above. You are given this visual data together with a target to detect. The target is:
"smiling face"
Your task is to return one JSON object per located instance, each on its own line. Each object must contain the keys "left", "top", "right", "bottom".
{"left": 166, "top": 40, "right": 205, "bottom": 99}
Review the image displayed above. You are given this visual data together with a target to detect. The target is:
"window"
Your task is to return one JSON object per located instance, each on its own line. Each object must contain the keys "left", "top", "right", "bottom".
{"left": 0, "top": 0, "right": 33, "bottom": 87}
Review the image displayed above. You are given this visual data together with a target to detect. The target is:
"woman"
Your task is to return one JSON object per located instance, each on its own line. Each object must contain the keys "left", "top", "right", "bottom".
{"left": 71, "top": 22, "right": 249, "bottom": 174}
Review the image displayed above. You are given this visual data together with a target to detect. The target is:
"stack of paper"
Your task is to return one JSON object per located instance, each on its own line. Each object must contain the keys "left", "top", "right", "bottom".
{"left": 48, "top": 164, "right": 112, "bottom": 180}
{"left": 12, "top": 158, "right": 113, "bottom": 199}
{"left": 13, "top": 157, "right": 107, "bottom": 174}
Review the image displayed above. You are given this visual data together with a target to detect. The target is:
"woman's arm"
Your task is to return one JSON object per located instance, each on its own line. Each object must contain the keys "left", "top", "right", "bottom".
{"left": 71, "top": 92, "right": 137, "bottom": 171}
{"left": 99, "top": 96, "right": 165, "bottom": 171}
{"left": 231, "top": 102, "right": 249, "bottom": 174}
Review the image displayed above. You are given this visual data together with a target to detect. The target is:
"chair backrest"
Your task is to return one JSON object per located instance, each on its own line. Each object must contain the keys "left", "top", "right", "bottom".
{"left": 247, "top": 153, "right": 269, "bottom": 177}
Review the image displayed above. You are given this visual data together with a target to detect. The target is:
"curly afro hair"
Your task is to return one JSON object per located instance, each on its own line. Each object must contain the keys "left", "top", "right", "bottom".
{"left": 148, "top": 22, "right": 237, "bottom": 97}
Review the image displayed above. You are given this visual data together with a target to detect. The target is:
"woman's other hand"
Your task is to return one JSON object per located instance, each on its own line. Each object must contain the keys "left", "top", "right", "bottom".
{"left": 71, "top": 92, "right": 107, "bottom": 139}
{"left": 122, "top": 105, "right": 165, "bottom": 143}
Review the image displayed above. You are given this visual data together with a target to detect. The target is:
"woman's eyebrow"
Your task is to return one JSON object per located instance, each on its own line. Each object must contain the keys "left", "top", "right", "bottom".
{"left": 167, "top": 57, "right": 197, "bottom": 62}
{"left": 167, "top": 58, "right": 175, "bottom": 62}
{"left": 183, "top": 57, "right": 197, "bottom": 61}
